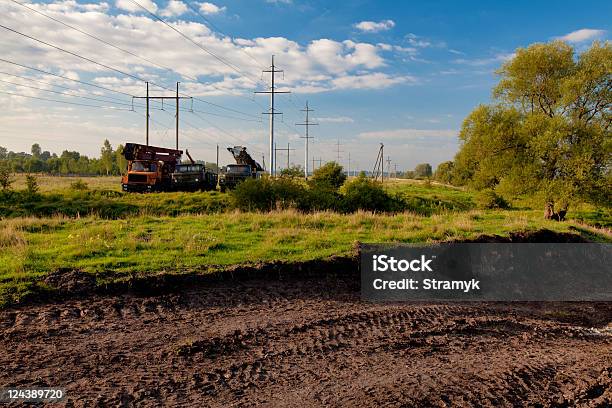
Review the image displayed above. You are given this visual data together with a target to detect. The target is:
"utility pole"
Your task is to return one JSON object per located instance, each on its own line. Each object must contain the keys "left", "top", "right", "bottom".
{"left": 255, "top": 55, "right": 290, "bottom": 177}
{"left": 394, "top": 163, "right": 398, "bottom": 179}
{"left": 262, "top": 155, "right": 266, "bottom": 171}
{"left": 371, "top": 143, "right": 384, "bottom": 182}
{"left": 312, "top": 157, "right": 315, "bottom": 173}
{"left": 274, "top": 143, "right": 295, "bottom": 171}
{"left": 134, "top": 82, "right": 191, "bottom": 149}
{"left": 335, "top": 138, "right": 343, "bottom": 164}
{"left": 296, "top": 101, "right": 318, "bottom": 179}
{"left": 386, "top": 156, "right": 391, "bottom": 182}
{"left": 216, "top": 144, "right": 219, "bottom": 172}
{"left": 146, "top": 82, "right": 149, "bottom": 145}
{"left": 347, "top": 152, "right": 351, "bottom": 177}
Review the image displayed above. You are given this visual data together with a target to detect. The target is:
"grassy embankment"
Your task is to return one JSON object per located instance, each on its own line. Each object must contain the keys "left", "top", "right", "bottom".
{"left": 0, "top": 174, "right": 610, "bottom": 306}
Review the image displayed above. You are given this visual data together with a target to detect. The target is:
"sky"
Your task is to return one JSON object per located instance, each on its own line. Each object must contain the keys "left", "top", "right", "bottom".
{"left": 0, "top": 0, "right": 610, "bottom": 171}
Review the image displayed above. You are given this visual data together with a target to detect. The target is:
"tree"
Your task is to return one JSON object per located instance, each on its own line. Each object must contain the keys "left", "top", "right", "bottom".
{"left": 0, "top": 162, "right": 14, "bottom": 190}
{"left": 414, "top": 163, "right": 433, "bottom": 178}
{"left": 31, "top": 143, "right": 41, "bottom": 159}
{"left": 453, "top": 40, "right": 611, "bottom": 219}
{"left": 100, "top": 139, "right": 114, "bottom": 176}
{"left": 309, "top": 161, "right": 346, "bottom": 190}
{"left": 280, "top": 165, "right": 303, "bottom": 178}
{"left": 434, "top": 161, "right": 455, "bottom": 184}
{"left": 0, "top": 146, "right": 7, "bottom": 160}
{"left": 115, "top": 144, "right": 128, "bottom": 175}
{"left": 25, "top": 174, "right": 39, "bottom": 194}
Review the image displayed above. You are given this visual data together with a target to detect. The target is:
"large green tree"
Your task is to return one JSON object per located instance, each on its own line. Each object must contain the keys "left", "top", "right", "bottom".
{"left": 100, "top": 139, "right": 114, "bottom": 176}
{"left": 454, "top": 40, "right": 611, "bottom": 219}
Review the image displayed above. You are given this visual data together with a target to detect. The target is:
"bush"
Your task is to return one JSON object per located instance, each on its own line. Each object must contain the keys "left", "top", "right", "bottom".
{"left": 476, "top": 189, "right": 510, "bottom": 209}
{"left": 25, "top": 174, "right": 39, "bottom": 194}
{"left": 70, "top": 179, "right": 89, "bottom": 191}
{"left": 340, "top": 175, "right": 400, "bottom": 212}
{"left": 0, "top": 163, "right": 13, "bottom": 190}
{"left": 310, "top": 162, "right": 346, "bottom": 190}
{"left": 231, "top": 177, "right": 307, "bottom": 212}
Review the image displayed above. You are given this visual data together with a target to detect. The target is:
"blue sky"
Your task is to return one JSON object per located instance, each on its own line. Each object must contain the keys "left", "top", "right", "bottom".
{"left": 0, "top": 0, "right": 610, "bottom": 171}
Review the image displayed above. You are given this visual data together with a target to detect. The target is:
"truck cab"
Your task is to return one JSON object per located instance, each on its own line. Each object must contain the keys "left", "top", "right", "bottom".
{"left": 171, "top": 163, "right": 217, "bottom": 191}
{"left": 219, "top": 164, "right": 254, "bottom": 192}
{"left": 122, "top": 160, "right": 165, "bottom": 192}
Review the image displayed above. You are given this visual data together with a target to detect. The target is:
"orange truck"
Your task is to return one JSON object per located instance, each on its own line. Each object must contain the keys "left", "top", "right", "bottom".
{"left": 121, "top": 143, "right": 183, "bottom": 192}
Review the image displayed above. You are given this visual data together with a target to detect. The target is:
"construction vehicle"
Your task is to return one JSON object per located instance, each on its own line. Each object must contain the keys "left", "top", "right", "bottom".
{"left": 219, "top": 146, "right": 264, "bottom": 192}
{"left": 121, "top": 143, "right": 217, "bottom": 192}
{"left": 170, "top": 150, "right": 217, "bottom": 191}
{"left": 121, "top": 143, "right": 182, "bottom": 192}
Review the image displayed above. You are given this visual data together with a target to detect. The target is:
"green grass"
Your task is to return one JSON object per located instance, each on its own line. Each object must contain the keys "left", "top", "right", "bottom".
{"left": 1, "top": 209, "right": 610, "bottom": 307}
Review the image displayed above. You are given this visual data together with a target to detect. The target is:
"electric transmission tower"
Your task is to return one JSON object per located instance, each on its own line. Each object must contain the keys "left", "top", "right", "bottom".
{"left": 255, "top": 55, "right": 290, "bottom": 177}
{"left": 274, "top": 142, "right": 295, "bottom": 172}
{"left": 296, "top": 101, "right": 318, "bottom": 179}
{"left": 372, "top": 143, "right": 384, "bottom": 182}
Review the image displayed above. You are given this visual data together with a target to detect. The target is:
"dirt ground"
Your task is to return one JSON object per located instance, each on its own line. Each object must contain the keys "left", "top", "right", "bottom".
{"left": 1, "top": 272, "right": 611, "bottom": 407}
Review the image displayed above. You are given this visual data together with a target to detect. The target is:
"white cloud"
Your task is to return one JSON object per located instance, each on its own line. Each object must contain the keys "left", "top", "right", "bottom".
{"left": 558, "top": 28, "right": 606, "bottom": 43}
{"left": 355, "top": 20, "right": 395, "bottom": 33}
{"left": 358, "top": 128, "right": 458, "bottom": 141}
{"left": 453, "top": 53, "right": 515, "bottom": 66}
{"left": 115, "top": 0, "right": 158, "bottom": 13}
{"left": 316, "top": 116, "right": 354, "bottom": 123}
{"left": 199, "top": 2, "right": 226, "bottom": 15}
{"left": 266, "top": 0, "right": 292, "bottom": 3}
{"left": 160, "top": 0, "right": 188, "bottom": 17}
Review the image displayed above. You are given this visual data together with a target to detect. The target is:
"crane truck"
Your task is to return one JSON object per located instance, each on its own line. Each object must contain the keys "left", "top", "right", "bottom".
{"left": 218, "top": 146, "right": 264, "bottom": 192}
{"left": 121, "top": 143, "right": 217, "bottom": 192}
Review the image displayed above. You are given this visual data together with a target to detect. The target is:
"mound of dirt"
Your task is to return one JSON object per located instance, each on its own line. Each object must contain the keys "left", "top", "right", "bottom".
{"left": 43, "top": 268, "right": 97, "bottom": 294}
{"left": 453, "top": 229, "right": 589, "bottom": 243}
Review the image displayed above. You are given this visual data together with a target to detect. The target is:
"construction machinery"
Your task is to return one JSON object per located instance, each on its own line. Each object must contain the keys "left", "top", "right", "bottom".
{"left": 170, "top": 150, "right": 217, "bottom": 191}
{"left": 218, "top": 146, "right": 264, "bottom": 192}
{"left": 121, "top": 143, "right": 217, "bottom": 192}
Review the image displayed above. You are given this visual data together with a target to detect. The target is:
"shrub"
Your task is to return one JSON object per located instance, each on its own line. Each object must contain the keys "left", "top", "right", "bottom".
{"left": 310, "top": 162, "right": 346, "bottom": 190}
{"left": 476, "top": 189, "right": 510, "bottom": 209}
{"left": 340, "top": 175, "right": 400, "bottom": 212}
{"left": 0, "top": 163, "right": 13, "bottom": 190}
{"left": 70, "top": 179, "right": 89, "bottom": 191}
{"left": 25, "top": 174, "right": 39, "bottom": 195}
{"left": 231, "top": 177, "right": 307, "bottom": 212}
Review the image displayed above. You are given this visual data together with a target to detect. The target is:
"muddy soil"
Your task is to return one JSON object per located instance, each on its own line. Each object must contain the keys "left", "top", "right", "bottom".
{"left": 1, "top": 273, "right": 611, "bottom": 407}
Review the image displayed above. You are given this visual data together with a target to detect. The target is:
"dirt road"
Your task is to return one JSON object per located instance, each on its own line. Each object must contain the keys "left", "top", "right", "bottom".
{"left": 1, "top": 273, "right": 610, "bottom": 407}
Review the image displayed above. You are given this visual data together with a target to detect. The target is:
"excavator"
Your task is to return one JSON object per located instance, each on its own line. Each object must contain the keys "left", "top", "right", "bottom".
{"left": 121, "top": 143, "right": 217, "bottom": 192}
{"left": 218, "top": 146, "right": 264, "bottom": 192}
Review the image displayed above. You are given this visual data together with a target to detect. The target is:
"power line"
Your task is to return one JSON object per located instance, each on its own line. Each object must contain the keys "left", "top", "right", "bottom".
{"left": 183, "top": 1, "right": 267, "bottom": 72}
{"left": 0, "top": 25, "right": 260, "bottom": 120}
{"left": 0, "top": 58, "right": 135, "bottom": 98}
{"left": 127, "top": 0, "right": 263, "bottom": 88}
{"left": 8, "top": 0, "right": 266, "bottom": 104}
{"left": 0, "top": 78, "right": 137, "bottom": 107}
{"left": 0, "top": 90, "right": 133, "bottom": 111}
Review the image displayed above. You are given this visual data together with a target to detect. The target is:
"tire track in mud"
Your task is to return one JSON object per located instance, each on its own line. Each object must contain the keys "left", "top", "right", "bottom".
{"left": 0, "top": 277, "right": 610, "bottom": 407}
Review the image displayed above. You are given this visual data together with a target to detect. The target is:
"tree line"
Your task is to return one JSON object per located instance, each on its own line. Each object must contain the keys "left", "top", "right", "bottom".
{"left": 0, "top": 140, "right": 128, "bottom": 176}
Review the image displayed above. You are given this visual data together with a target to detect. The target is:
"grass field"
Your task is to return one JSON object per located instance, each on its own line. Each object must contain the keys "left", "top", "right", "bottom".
{"left": 1, "top": 175, "right": 610, "bottom": 307}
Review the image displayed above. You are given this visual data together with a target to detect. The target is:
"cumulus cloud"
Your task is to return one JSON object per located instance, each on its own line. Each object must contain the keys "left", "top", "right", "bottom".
{"left": 0, "top": 1, "right": 416, "bottom": 99}
{"left": 160, "top": 0, "right": 188, "bottom": 17}
{"left": 558, "top": 28, "right": 606, "bottom": 43}
{"left": 199, "top": 2, "right": 226, "bottom": 15}
{"left": 354, "top": 20, "right": 395, "bottom": 33}
{"left": 115, "top": 0, "right": 157, "bottom": 13}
